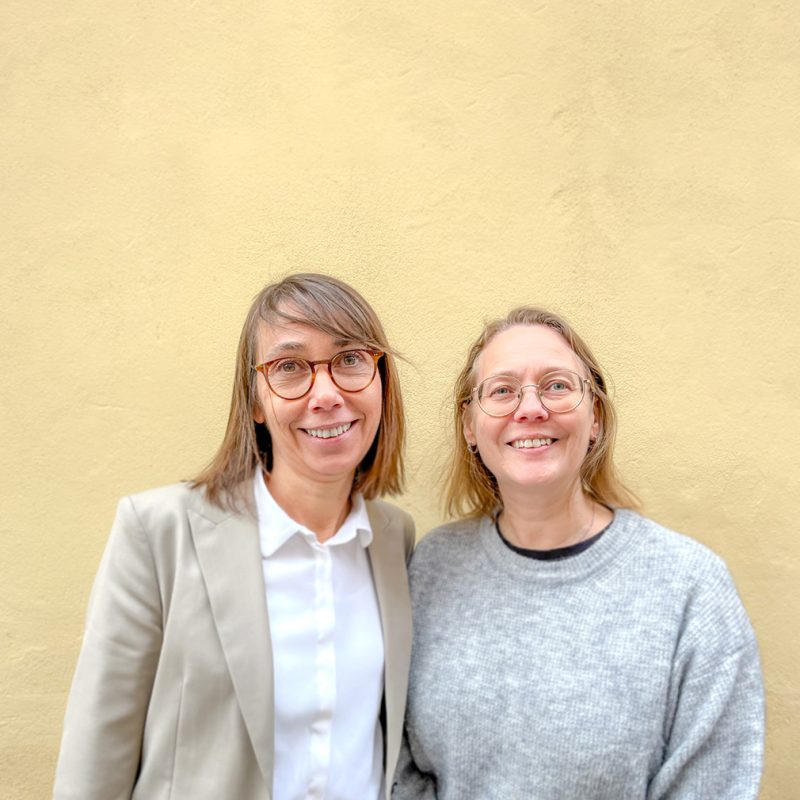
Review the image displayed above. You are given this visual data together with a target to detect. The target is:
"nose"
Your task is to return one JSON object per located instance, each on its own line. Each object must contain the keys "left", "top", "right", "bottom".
{"left": 307, "top": 364, "right": 343, "bottom": 410}
{"left": 513, "top": 384, "right": 548, "bottom": 420}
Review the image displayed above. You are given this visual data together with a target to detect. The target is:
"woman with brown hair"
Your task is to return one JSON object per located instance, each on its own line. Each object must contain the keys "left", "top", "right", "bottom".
{"left": 394, "top": 307, "right": 763, "bottom": 800}
{"left": 54, "top": 274, "right": 414, "bottom": 800}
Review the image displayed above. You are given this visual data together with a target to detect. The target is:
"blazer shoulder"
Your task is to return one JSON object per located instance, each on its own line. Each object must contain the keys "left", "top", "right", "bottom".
{"left": 119, "top": 481, "right": 236, "bottom": 540}
{"left": 126, "top": 480, "right": 249, "bottom": 515}
{"left": 367, "top": 498, "right": 416, "bottom": 559}
{"left": 122, "top": 481, "right": 194, "bottom": 520}
{"left": 368, "top": 497, "right": 413, "bottom": 524}
{"left": 126, "top": 481, "right": 197, "bottom": 508}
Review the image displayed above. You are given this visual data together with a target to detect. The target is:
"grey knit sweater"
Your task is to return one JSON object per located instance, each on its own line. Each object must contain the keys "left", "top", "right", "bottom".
{"left": 393, "top": 510, "right": 763, "bottom": 800}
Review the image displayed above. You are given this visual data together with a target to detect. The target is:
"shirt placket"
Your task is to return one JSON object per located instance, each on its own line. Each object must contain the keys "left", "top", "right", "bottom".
{"left": 308, "top": 539, "right": 335, "bottom": 799}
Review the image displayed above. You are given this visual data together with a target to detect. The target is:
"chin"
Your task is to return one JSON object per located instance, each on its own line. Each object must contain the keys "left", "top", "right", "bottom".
{"left": 312, "top": 451, "right": 369, "bottom": 476}
{"left": 499, "top": 464, "right": 563, "bottom": 488}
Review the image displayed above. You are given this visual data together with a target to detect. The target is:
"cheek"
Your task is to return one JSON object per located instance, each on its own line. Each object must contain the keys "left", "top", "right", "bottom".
{"left": 574, "top": 409, "right": 597, "bottom": 443}
{"left": 361, "top": 378, "right": 383, "bottom": 424}
{"left": 472, "top": 418, "right": 503, "bottom": 453}
{"left": 366, "top": 391, "right": 383, "bottom": 432}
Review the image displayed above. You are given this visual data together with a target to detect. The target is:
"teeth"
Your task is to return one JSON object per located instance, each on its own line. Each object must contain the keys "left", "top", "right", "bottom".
{"left": 306, "top": 422, "right": 352, "bottom": 439}
{"left": 512, "top": 438, "right": 553, "bottom": 449}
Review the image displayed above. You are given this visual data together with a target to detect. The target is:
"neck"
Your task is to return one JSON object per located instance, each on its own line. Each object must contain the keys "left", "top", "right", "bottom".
{"left": 498, "top": 483, "right": 610, "bottom": 550}
{"left": 265, "top": 466, "right": 354, "bottom": 543}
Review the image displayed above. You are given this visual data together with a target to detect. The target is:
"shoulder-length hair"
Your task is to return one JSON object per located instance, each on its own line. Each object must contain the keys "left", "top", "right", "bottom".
{"left": 444, "top": 306, "right": 638, "bottom": 519}
{"left": 193, "top": 273, "right": 405, "bottom": 508}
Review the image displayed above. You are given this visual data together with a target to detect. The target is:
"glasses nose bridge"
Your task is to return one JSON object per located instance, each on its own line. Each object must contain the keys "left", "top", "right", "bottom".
{"left": 306, "top": 357, "right": 341, "bottom": 395}
{"left": 516, "top": 381, "right": 547, "bottom": 413}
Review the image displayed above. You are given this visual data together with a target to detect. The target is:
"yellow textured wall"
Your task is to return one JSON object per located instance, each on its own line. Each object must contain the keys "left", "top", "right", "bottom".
{"left": 2, "top": 2, "right": 798, "bottom": 797}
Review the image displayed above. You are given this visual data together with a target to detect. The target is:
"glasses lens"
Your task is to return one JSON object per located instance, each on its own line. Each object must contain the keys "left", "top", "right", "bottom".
{"left": 267, "top": 358, "right": 313, "bottom": 399}
{"left": 476, "top": 370, "right": 586, "bottom": 415}
{"left": 477, "top": 376, "right": 522, "bottom": 416}
{"left": 538, "top": 370, "right": 584, "bottom": 412}
{"left": 331, "top": 350, "right": 377, "bottom": 391}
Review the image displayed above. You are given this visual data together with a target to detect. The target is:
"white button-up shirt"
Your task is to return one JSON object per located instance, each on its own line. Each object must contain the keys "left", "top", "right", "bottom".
{"left": 254, "top": 472, "right": 385, "bottom": 800}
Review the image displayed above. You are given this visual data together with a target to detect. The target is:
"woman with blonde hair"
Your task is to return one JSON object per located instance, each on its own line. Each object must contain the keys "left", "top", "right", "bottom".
{"left": 394, "top": 307, "right": 763, "bottom": 799}
{"left": 55, "top": 273, "right": 414, "bottom": 800}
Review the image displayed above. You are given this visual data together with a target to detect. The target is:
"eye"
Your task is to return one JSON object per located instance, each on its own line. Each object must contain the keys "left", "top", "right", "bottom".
{"left": 487, "top": 383, "right": 517, "bottom": 399}
{"left": 541, "top": 373, "right": 578, "bottom": 393}
{"left": 273, "top": 358, "right": 305, "bottom": 375}
{"left": 336, "top": 350, "right": 369, "bottom": 368}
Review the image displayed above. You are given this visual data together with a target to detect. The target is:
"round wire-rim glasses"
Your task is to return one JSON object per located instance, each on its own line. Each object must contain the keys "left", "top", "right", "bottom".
{"left": 253, "top": 349, "right": 384, "bottom": 400}
{"left": 470, "top": 369, "right": 592, "bottom": 417}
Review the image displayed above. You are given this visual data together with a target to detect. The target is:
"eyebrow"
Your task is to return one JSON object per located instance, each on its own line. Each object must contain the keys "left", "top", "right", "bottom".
{"left": 268, "top": 341, "right": 305, "bottom": 355}
{"left": 265, "top": 338, "right": 363, "bottom": 358}
{"left": 485, "top": 366, "right": 581, "bottom": 380}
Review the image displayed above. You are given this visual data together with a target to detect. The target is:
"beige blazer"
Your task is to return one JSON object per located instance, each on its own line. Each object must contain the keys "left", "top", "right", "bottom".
{"left": 53, "top": 482, "right": 415, "bottom": 800}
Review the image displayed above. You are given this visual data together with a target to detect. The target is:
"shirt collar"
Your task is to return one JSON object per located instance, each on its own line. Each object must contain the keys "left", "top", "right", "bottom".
{"left": 253, "top": 470, "right": 373, "bottom": 558}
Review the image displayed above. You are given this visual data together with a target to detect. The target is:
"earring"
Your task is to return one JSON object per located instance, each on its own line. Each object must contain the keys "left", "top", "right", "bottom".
{"left": 467, "top": 443, "right": 478, "bottom": 454}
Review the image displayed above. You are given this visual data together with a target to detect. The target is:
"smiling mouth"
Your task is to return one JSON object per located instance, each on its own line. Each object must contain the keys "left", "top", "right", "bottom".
{"left": 302, "top": 421, "right": 354, "bottom": 439}
{"left": 511, "top": 437, "right": 555, "bottom": 449}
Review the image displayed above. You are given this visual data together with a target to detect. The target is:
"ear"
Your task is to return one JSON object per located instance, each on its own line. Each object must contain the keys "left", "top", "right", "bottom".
{"left": 253, "top": 400, "right": 265, "bottom": 425}
{"left": 590, "top": 397, "right": 601, "bottom": 441}
{"left": 462, "top": 403, "right": 477, "bottom": 447}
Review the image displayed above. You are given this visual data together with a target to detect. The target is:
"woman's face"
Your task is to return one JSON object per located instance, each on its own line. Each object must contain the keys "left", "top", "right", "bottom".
{"left": 252, "top": 318, "right": 383, "bottom": 491}
{"left": 463, "top": 324, "right": 599, "bottom": 501}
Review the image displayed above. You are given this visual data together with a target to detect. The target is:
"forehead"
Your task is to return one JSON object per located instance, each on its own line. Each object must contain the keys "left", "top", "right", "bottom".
{"left": 475, "top": 324, "right": 584, "bottom": 377}
{"left": 255, "top": 319, "right": 358, "bottom": 360}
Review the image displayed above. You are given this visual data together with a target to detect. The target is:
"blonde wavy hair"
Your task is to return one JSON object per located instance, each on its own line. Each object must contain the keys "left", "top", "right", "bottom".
{"left": 444, "top": 307, "right": 638, "bottom": 518}
{"left": 193, "top": 273, "right": 405, "bottom": 508}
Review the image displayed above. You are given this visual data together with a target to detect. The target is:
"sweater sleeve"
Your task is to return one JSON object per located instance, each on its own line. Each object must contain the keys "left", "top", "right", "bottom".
{"left": 647, "top": 557, "right": 764, "bottom": 800}
{"left": 53, "top": 497, "right": 163, "bottom": 800}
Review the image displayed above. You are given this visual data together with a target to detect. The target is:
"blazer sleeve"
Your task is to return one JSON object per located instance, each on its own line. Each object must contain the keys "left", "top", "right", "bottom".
{"left": 53, "top": 497, "right": 164, "bottom": 800}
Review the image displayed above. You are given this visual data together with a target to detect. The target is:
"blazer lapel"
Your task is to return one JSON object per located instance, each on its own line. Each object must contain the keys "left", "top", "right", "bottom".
{"left": 366, "top": 502, "right": 412, "bottom": 790}
{"left": 189, "top": 496, "right": 274, "bottom": 790}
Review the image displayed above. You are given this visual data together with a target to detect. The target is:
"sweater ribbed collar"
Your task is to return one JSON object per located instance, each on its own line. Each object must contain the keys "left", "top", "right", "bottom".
{"left": 478, "top": 508, "right": 642, "bottom": 586}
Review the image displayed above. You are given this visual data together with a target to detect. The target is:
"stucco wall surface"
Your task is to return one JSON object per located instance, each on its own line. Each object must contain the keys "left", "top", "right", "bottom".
{"left": 2, "top": 2, "right": 798, "bottom": 797}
